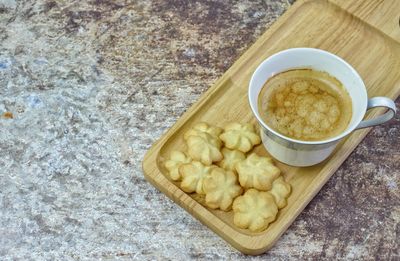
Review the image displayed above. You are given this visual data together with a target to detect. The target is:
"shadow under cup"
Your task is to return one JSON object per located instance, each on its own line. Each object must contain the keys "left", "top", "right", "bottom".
{"left": 249, "top": 48, "right": 382, "bottom": 167}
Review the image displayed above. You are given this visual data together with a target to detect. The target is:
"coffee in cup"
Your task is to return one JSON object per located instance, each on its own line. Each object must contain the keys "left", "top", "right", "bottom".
{"left": 257, "top": 69, "right": 352, "bottom": 141}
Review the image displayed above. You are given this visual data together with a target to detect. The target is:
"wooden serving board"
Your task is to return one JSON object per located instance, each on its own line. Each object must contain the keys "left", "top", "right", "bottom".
{"left": 142, "top": 0, "right": 400, "bottom": 255}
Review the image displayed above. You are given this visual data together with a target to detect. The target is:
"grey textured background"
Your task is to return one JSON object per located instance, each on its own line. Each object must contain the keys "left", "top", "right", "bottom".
{"left": 0, "top": 0, "right": 398, "bottom": 260}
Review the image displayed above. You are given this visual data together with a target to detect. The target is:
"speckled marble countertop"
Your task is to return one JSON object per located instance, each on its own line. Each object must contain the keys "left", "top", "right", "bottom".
{"left": 0, "top": 0, "right": 399, "bottom": 260}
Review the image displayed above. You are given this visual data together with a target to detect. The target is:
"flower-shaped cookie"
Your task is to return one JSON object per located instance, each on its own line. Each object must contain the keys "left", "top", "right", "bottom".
{"left": 186, "top": 132, "right": 222, "bottom": 165}
{"left": 164, "top": 151, "right": 192, "bottom": 181}
{"left": 217, "top": 148, "right": 246, "bottom": 172}
{"left": 179, "top": 161, "right": 216, "bottom": 194}
{"left": 232, "top": 189, "right": 278, "bottom": 232}
{"left": 219, "top": 123, "right": 261, "bottom": 153}
{"left": 235, "top": 153, "right": 280, "bottom": 191}
{"left": 203, "top": 167, "right": 243, "bottom": 211}
{"left": 269, "top": 176, "right": 291, "bottom": 209}
{"left": 184, "top": 122, "right": 223, "bottom": 140}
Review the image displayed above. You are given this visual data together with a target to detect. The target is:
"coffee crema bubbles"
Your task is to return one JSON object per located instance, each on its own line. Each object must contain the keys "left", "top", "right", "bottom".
{"left": 258, "top": 69, "right": 353, "bottom": 141}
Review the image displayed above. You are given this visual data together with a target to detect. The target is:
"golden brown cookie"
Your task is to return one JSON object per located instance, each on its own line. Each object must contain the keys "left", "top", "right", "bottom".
{"left": 269, "top": 176, "right": 291, "bottom": 209}
{"left": 232, "top": 189, "right": 278, "bottom": 232}
{"left": 179, "top": 161, "right": 216, "bottom": 194}
{"left": 235, "top": 153, "right": 280, "bottom": 191}
{"left": 217, "top": 148, "right": 246, "bottom": 172}
{"left": 203, "top": 167, "right": 243, "bottom": 211}
{"left": 184, "top": 122, "right": 223, "bottom": 140}
{"left": 186, "top": 132, "right": 222, "bottom": 165}
{"left": 164, "top": 151, "right": 192, "bottom": 181}
{"left": 219, "top": 123, "right": 261, "bottom": 153}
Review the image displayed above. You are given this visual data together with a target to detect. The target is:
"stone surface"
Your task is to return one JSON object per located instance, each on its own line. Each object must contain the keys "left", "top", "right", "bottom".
{"left": 0, "top": 0, "right": 398, "bottom": 260}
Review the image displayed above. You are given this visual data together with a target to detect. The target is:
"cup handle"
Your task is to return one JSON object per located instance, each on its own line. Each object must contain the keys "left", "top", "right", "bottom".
{"left": 355, "top": 97, "right": 397, "bottom": 129}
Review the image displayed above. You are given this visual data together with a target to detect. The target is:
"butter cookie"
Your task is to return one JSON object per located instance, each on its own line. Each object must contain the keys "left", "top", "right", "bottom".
{"left": 219, "top": 123, "right": 261, "bottom": 153}
{"left": 232, "top": 189, "right": 278, "bottom": 232}
{"left": 217, "top": 148, "right": 245, "bottom": 172}
{"left": 186, "top": 132, "right": 222, "bottom": 165}
{"left": 235, "top": 153, "right": 280, "bottom": 191}
{"left": 203, "top": 167, "right": 243, "bottom": 211}
{"left": 270, "top": 176, "right": 291, "bottom": 209}
{"left": 164, "top": 151, "right": 192, "bottom": 181}
{"left": 179, "top": 161, "right": 216, "bottom": 194}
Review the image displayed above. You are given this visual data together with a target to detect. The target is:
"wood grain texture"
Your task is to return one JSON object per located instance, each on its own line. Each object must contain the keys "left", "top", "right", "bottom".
{"left": 331, "top": 0, "right": 400, "bottom": 42}
{"left": 143, "top": 0, "right": 400, "bottom": 255}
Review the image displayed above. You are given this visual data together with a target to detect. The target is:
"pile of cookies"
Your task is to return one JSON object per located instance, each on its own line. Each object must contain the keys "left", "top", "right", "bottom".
{"left": 164, "top": 122, "right": 291, "bottom": 232}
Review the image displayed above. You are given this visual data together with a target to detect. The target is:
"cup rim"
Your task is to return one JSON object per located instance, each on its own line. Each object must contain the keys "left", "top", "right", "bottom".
{"left": 248, "top": 47, "right": 367, "bottom": 145}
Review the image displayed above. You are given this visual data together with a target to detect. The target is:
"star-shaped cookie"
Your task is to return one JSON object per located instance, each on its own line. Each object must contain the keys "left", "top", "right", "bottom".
{"left": 184, "top": 122, "right": 223, "bottom": 140}
{"left": 269, "top": 176, "right": 291, "bottom": 209}
{"left": 219, "top": 123, "right": 261, "bottom": 153}
{"left": 232, "top": 189, "right": 278, "bottom": 232}
{"left": 164, "top": 150, "right": 192, "bottom": 181}
{"left": 186, "top": 132, "right": 222, "bottom": 165}
{"left": 217, "top": 148, "right": 246, "bottom": 172}
{"left": 179, "top": 161, "right": 216, "bottom": 194}
{"left": 203, "top": 167, "right": 243, "bottom": 211}
{"left": 235, "top": 153, "right": 280, "bottom": 191}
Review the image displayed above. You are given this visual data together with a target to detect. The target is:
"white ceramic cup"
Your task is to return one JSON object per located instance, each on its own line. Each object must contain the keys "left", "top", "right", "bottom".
{"left": 249, "top": 48, "right": 397, "bottom": 167}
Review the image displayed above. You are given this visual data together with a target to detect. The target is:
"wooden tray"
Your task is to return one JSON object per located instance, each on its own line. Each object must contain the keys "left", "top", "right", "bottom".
{"left": 142, "top": 0, "right": 400, "bottom": 255}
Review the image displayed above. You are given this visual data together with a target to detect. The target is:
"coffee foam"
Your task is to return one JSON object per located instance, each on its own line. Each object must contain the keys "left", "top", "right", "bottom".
{"left": 258, "top": 69, "right": 352, "bottom": 141}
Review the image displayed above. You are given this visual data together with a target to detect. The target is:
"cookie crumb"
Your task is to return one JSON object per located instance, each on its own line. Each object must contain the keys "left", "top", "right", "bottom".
{"left": 2, "top": 112, "right": 13, "bottom": 119}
